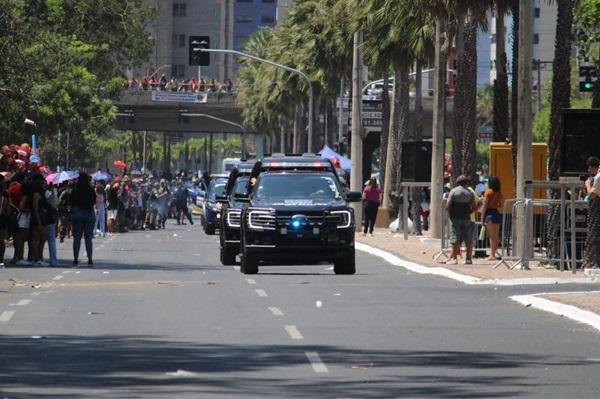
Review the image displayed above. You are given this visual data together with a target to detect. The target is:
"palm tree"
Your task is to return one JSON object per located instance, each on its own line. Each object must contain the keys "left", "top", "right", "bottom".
{"left": 548, "top": 0, "right": 578, "bottom": 181}
{"left": 493, "top": 0, "right": 511, "bottom": 142}
{"left": 357, "top": 0, "right": 431, "bottom": 217}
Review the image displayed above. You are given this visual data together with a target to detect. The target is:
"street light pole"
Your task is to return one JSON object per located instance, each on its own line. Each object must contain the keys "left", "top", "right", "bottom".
{"left": 198, "top": 48, "right": 314, "bottom": 152}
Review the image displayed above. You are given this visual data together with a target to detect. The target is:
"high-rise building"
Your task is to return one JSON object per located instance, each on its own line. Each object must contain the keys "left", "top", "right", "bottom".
{"left": 141, "top": 0, "right": 277, "bottom": 82}
{"left": 232, "top": 0, "right": 277, "bottom": 72}
{"left": 145, "top": 0, "right": 234, "bottom": 83}
{"left": 490, "top": 1, "right": 557, "bottom": 88}
{"left": 276, "top": 0, "right": 292, "bottom": 24}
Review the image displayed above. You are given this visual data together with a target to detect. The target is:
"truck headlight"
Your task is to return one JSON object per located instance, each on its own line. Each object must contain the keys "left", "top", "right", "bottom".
{"left": 331, "top": 210, "right": 352, "bottom": 229}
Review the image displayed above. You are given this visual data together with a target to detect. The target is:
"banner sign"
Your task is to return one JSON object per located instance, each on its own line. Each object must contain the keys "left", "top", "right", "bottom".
{"left": 151, "top": 91, "right": 208, "bottom": 103}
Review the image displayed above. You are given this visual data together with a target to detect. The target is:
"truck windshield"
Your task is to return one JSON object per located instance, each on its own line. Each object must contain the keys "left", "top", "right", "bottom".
{"left": 233, "top": 177, "right": 249, "bottom": 196}
{"left": 255, "top": 174, "right": 342, "bottom": 200}
{"left": 209, "top": 179, "right": 227, "bottom": 199}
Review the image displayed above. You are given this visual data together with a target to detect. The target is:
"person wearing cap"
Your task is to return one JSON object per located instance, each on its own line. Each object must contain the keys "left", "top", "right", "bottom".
{"left": 445, "top": 175, "right": 476, "bottom": 265}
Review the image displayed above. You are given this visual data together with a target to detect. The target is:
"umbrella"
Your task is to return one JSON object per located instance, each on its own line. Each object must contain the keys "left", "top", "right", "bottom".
{"left": 113, "top": 160, "right": 127, "bottom": 170}
{"left": 46, "top": 171, "right": 79, "bottom": 185}
{"left": 92, "top": 171, "right": 112, "bottom": 181}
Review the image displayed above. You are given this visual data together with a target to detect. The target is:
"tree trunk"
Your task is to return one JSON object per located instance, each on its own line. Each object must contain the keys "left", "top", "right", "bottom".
{"left": 493, "top": 5, "right": 509, "bottom": 142}
{"left": 429, "top": 16, "right": 448, "bottom": 239}
{"left": 510, "top": 0, "right": 519, "bottom": 186}
{"left": 382, "top": 68, "right": 402, "bottom": 211}
{"left": 380, "top": 74, "right": 391, "bottom": 190}
{"left": 460, "top": 12, "right": 478, "bottom": 184}
{"left": 547, "top": 0, "right": 575, "bottom": 181}
{"left": 412, "top": 60, "right": 424, "bottom": 234}
{"left": 414, "top": 60, "right": 423, "bottom": 140}
{"left": 452, "top": 17, "right": 465, "bottom": 182}
{"left": 593, "top": 63, "right": 600, "bottom": 108}
{"left": 280, "top": 120, "right": 286, "bottom": 153}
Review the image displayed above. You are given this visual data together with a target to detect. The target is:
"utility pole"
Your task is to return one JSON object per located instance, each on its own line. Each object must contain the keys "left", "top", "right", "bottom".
{"left": 516, "top": 0, "right": 533, "bottom": 266}
{"left": 350, "top": 29, "right": 364, "bottom": 232}
{"left": 429, "top": 16, "right": 448, "bottom": 239}
{"left": 338, "top": 77, "right": 345, "bottom": 153}
{"left": 142, "top": 131, "right": 147, "bottom": 173}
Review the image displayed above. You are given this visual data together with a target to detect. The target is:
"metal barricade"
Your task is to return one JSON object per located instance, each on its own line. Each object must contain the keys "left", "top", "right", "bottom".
{"left": 495, "top": 180, "right": 588, "bottom": 273}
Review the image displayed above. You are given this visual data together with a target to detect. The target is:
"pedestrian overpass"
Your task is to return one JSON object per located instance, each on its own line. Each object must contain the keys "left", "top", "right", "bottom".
{"left": 114, "top": 89, "right": 454, "bottom": 180}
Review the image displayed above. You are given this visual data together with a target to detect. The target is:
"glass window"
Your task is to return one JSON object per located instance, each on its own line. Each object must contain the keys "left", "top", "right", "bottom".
{"left": 533, "top": 33, "right": 539, "bottom": 45}
{"left": 209, "top": 179, "right": 228, "bottom": 198}
{"left": 173, "top": 3, "right": 186, "bottom": 17}
{"left": 237, "top": 0, "right": 253, "bottom": 2}
{"left": 262, "top": 0, "right": 275, "bottom": 3}
{"left": 534, "top": 7, "right": 540, "bottom": 18}
{"left": 236, "top": 16, "right": 252, "bottom": 23}
{"left": 255, "top": 174, "right": 341, "bottom": 200}
{"left": 234, "top": 178, "right": 249, "bottom": 195}
{"left": 261, "top": 16, "right": 275, "bottom": 24}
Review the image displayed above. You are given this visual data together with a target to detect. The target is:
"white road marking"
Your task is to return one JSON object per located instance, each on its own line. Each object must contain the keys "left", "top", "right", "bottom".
{"left": 233, "top": 266, "right": 240, "bottom": 271}
{"left": 30, "top": 292, "right": 41, "bottom": 296}
{"left": 0, "top": 311, "right": 15, "bottom": 323}
{"left": 255, "top": 289, "right": 268, "bottom": 297}
{"left": 52, "top": 275, "right": 63, "bottom": 281}
{"left": 268, "top": 307, "right": 284, "bottom": 316}
{"left": 511, "top": 294, "right": 600, "bottom": 333}
{"left": 62, "top": 270, "right": 72, "bottom": 274}
{"left": 305, "top": 351, "right": 329, "bottom": 373}
{"left": 357, "top": 242, "right": 600, "bottom": 286}
{"left": 15, "top": 299, "right": 31, "bottom": 306}
{"left": 284, "top": 325, "right": 304, "bottom": 340}
{"left": 246, "top": 278, "right": 256, "bottom": 285}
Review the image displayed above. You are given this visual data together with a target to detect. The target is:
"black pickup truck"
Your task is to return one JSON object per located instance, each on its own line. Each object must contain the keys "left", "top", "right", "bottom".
{"left": 237, "top": 156, "right": 361, "bottom": 275}
{"left": 218, "top": 161, "right": 255, "bottom": 265}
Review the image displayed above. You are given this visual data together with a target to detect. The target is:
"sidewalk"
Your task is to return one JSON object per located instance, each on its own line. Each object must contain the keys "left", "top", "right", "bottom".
{"left": 356, "top": 228, "right": 600, "bottom": 333}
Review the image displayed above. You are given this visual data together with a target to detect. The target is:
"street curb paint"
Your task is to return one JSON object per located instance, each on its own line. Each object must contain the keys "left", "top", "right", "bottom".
{"left": 355, "top": 242, "right": 600, "bottom": 287}
{"left": 510, "top": 293, "right": 600, "bottom": 333}
{"left": 355, "top": 242, "right": 481, "bottom": 284}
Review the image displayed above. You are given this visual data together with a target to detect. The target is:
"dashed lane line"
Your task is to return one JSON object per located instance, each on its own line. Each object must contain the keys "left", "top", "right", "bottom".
{"left": 233, "top": 266, "right": 241, "bottom": 271}
{"left": 52, "top": 275, "right": 63, "bottom": 281}
{"left": 62, "top": 270, "right": 72, "bottom": 274}
{"left": 14, "top": 299, "right": 31, "bottom": 306}
{"left": 305, "top": 351, "right": 329, "bottom": 373}
{"left": 0, "top": 311, "right": 15, "bottom": 323}
{"left": 268, "top": 307, "right": 284, "bottom": 316}
{"left": 30, "top": 292, "right": 41, "bottom": 296}
{"left": 246, "top": 278, "right": 256, "bottom": 285}
{"left": 284, "top": 325, "right": 304, "bottom": 340}
{"left": 255, "top": 289, "right": 268, "bottom": 297}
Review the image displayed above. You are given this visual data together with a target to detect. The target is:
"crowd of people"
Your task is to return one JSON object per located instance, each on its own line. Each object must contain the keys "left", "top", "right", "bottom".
{"left": 124, "top": 74, "right": 235, "bottom": 94}
{"left": 0, "top": 170, "right": 205, "bottom": 268}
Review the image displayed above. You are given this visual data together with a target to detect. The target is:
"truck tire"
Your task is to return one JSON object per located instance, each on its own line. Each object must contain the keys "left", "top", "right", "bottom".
{"left": 334, "top": 248, "right": 356, "bottom": 275}
{"left": 220, "top": 245, "right": 237, "bottom": 266}
{"left": 241, "top": 250, "right": 258, "bottom": 274}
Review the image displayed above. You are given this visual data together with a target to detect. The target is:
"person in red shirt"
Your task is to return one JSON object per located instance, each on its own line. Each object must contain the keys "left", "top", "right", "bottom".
{"left": 362, "top": 177, "right": 382, "bottom": 236}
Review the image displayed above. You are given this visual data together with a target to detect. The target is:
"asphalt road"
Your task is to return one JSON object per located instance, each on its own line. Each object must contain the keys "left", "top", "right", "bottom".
{"left": 1, "top": 220, "right": 599, "bottom": 398}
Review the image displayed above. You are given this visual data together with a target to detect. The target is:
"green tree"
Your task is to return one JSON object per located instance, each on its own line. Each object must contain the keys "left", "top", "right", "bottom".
{"left": 0, "top": 0, "right": 153, "bottom": 168}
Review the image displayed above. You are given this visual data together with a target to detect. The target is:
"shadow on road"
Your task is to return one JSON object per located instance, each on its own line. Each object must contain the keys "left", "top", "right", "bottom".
{"left": 0, "top": 334, "right": 586, "bottom": 398}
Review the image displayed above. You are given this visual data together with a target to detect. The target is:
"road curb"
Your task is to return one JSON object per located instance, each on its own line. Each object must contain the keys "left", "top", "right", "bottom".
{"left": 356, "top": 242, "right": 600, "bottom": 287}
{"left": 355, "top": 242, "right": 481, "bottom": 284}
{"left": 510, "top": 293, "right": 600, "bottom": 334}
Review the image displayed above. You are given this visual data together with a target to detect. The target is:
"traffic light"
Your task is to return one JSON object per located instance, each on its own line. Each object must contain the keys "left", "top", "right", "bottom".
{"left": 189, "top": 36, "right": 210, "bottom": 66}
{"left": 579, "top": 65, "right": 597, "bottom": 92}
